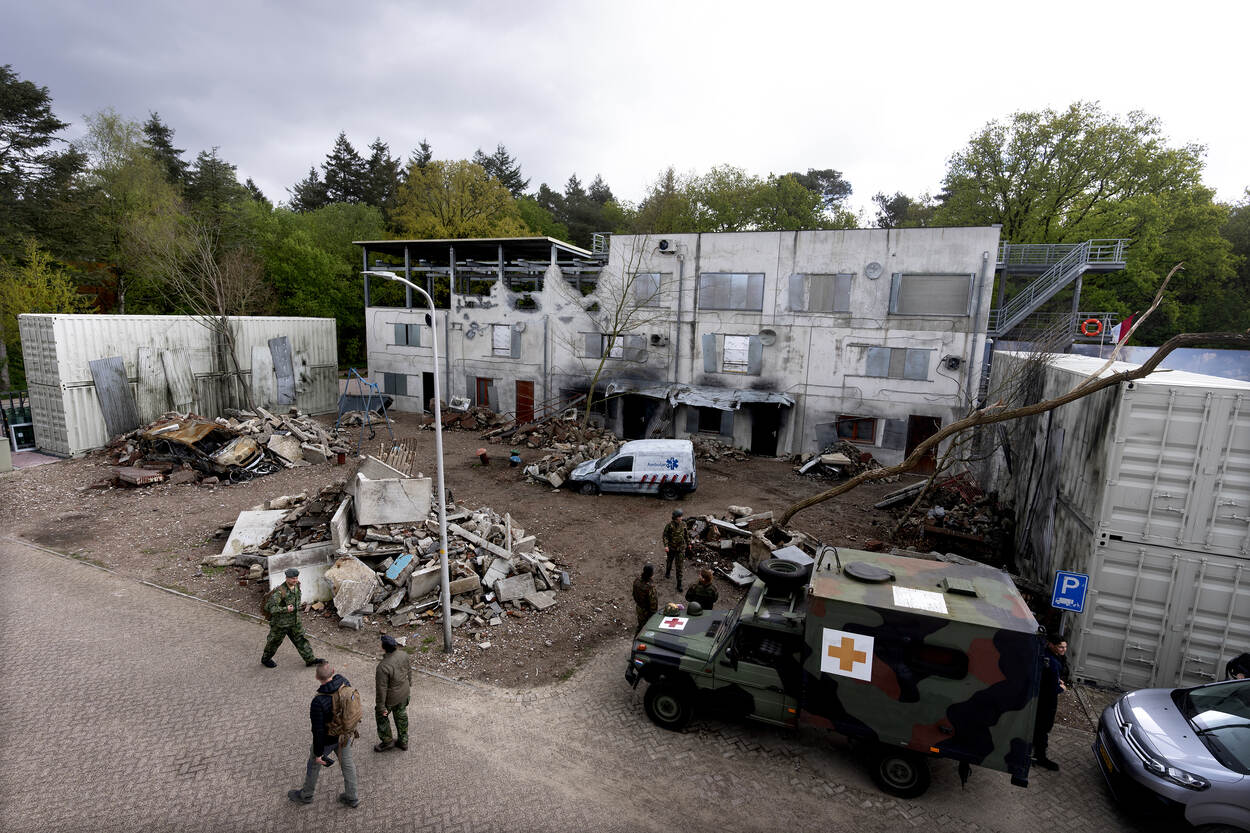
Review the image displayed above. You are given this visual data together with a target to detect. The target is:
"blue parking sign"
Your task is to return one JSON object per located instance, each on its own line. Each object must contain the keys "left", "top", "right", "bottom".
{"left": 1051, "top": 571, "right": 1089, "bottom": 613}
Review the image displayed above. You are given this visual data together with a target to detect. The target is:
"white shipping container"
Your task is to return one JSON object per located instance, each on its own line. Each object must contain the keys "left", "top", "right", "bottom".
{"left": 18, "top": 314, "right": 339, "bottom": 456}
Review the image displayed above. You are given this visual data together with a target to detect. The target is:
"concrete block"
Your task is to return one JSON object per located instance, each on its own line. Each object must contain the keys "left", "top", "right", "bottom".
{"left": 524, "top": 590, "right": 557, "bottom": 610}
{"left": 211, "top": 509, "right": 287, "bottom": 565}
{"left": 450, "top": 612, "right": 469, "bottom": 628}
{"left": 772, "top": 545, "right": 814, "bottom": 567}
{"left": 389, "top": 611, "right": 412, "bottom": 627}
{"left": 350, "top": 464, "right": 432, "bottom": 526}
{"left": 267, "top": 434, "right": 304, "bottom": 464}
{"left": 267, "top": 542, "right": 337, "bottom": 603}
{"left": 339, "top": 613, "right": 363, "bottom": 630}
{"left": 385, "top": 553, "right": 414, "bottom": 583}
{"left": 495, "top": 573, "right": 536, "bottom": 603}
{"left": 300, "top": 443, "right": 328, "bottom": 464}
{"left": 546, "top": 471, "right": 564, "bottom": 488}
{"left": 448, "top": 573, "right": 481, "bottom": 596}
{"left": 376, "top": 587, "right": 406, "bottom": 614}
{"left": 513, "top": 535, "right": 537, "bottom": 554}
{"left": 325, "top": 555, "right": 380, "bottom": 616}
{"left": 408, "top": 564, "right": 441, "bottom": 599}
{"left": 482, "top": 556, "right": 511, "bottom": 589}
{"left": 330, "top": 496, "right": 352, "bottom": 551}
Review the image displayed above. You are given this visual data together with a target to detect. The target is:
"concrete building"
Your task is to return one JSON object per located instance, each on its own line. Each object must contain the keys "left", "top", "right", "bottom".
{"left": 360, "top": 227, "right": 1004, "bottom": 466}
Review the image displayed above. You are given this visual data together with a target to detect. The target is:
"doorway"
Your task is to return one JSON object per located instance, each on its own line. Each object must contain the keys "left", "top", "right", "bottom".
{"left": 621, "top": 395, "right": 655, "bottom": 440}
{"left": 515, "top": 380, "right": 535, "bottom": 424}
{"left": 422, "top": 372, "right": 435, "bottom": 412}
{"left": 750, "top": 405, "right": 782, "bottom": 456}
{"left": 905, "top": 415, "right": 942, "bottom": 474}
{"left": 475, "top": 377, "right": 493, "bottom": 410}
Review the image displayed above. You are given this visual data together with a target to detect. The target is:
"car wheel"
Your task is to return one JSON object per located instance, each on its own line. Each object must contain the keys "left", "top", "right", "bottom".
{"left": 578, "top": 481, "right": 598, "bottom": 496}
{"left": 871, "top": 747, "right": 931, "bottom": 798}
{"left": 756, "top": 558, "right": 812, "bottom": 592}
{"left": 658, "top": 484, "right": 679, "bottom": 501}
{"left": 644, "top": 681, "right": 693, "bottom": 731}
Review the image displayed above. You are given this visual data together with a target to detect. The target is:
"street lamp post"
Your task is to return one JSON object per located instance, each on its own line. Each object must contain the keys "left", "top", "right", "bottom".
{"left": 362, "top": 271, "right": 452, "bottom": 652}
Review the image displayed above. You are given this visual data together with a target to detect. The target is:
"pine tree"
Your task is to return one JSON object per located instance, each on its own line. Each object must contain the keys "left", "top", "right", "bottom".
{"left": 362, "top": 137, "right": 401, "bottom": 212}
{"left": 322, "top": 131, "right": 366, "bottom": 203}
{"left": 141, "top": 112, "right": 187, "bottom": 184}
{"left": 288, "top": 166, "right": 328, "bottom": 213}
{"left": 244, "top": 177, "right": 271, "bottom": 208}
{"left": 588, "top": 174, "right": 613, "bottom": 205}
{"left": 184, "top": 147, "right": 248, "bottom": 224}
{"left": 410, "top": 139, "right": 432, "bottom": 169}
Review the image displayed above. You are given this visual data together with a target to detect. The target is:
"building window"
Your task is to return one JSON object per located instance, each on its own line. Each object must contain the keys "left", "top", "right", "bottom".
{"left": 790, "top": 273, "right": 852, "bottom": 313}
{"left": 392, "top": 323, "right": 423, "bottom": 347}
{"left": 382, "top": 372, "right": 408, "bottom": 396}
{"left": 698, "top": 272, "right": 765, "bottom": 311}
{"left": 889, "top": 273, "right": 972, "bottom": 316}
{"left": 697, "top": 407, "right": 722, "bottom": 433}
{"left": 722, "top": 335, "right": 751, "bottom": 373}
{"left": 864, "top": 347, "right": 930, "bottom": 381}
{"left": 492, "top": 324, "right": 512, "bottom": 357}
{"left": 837, "top": 415, "right": 877, "bottom": 444}
{"left": 634, "top": 272, "right": 662, "bottom": 307}
{"left": 583, "top": 333, "right": 645, "bottom": 361}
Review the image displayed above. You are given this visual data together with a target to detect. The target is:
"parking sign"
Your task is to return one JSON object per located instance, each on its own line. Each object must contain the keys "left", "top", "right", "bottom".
{"left": 1051, "top": 570, "right": 1089, "bottom": 613}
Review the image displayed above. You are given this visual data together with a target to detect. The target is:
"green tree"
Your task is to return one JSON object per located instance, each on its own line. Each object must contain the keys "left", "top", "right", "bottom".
{"left": 516, "top": 196, "right": 569, "bottom": 240}
{"left": 1213, "top": 189, "right": 1250, "bottom": 332}
{"left": 141, "top": 112, "right": 187, "bottom": 184}
{"left": 391, "top": 159, "right": 530, "bottom": 238}
{"left": 0, "top": 239, "right": 96, "bottom": 387}
{"left": 322, "top": 132, "right": 367, "bottom": 204}
{"left": 872, "top": 191, "right": 936, "bottom": 228}
{"left": 184, "top": 147, "right": 250, "bottom": 224}
{"left": 0, "top": 65, "right": 86, "bottom": 260}
{"left": 633, "top": 167, "right": 698, "bottom": 233}
{"left": 473, "top": 143, "right": 529, "bottom": 197}
{"left": 409, "top": 139, "right": 433, "bottom": 169}
{"left": 243, "top": 177, "right": 271, "bottom": 208}
{"left": 288, "top": 166, "right": 328, "bottom": 212}
{"left": 363, "top": 137, "right": 401, "bottom": 217}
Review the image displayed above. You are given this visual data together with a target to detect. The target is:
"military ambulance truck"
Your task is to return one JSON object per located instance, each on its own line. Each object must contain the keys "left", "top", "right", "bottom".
{"left": 625, "top": 546, "right": 1042, "bottom": 797}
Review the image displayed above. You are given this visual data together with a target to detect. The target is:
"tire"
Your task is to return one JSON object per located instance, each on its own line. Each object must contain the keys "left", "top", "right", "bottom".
{"left": 870, "top": 748, "right": 931, "bottom": 798}
{"left": 577, "top": 481, "right": 598, "bottom": 496}
{"left": 756, "top": 558, "right": 812, "bottom": 592}
{"left": 643, "top": 681, "right": 693, "bottom": 731}
{"left": 658, "top": 484, "right": 679, "bottom": 501}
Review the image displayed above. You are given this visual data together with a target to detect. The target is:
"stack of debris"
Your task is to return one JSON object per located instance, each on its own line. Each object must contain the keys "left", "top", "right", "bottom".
{"left": 431, "top": 405, "right": 511, "bottom": 431}
{"left": 101, "top": 408, "right": 351, "bottom": 487}
{"left": 520, "top": 432, "right": 622, "bottom": 489}
{"left": 689, "top": 435, "right": 748, "bottom": 462}
{"left": 795, "top": 440, "right": 896, "bottom": 481}
{"left": 874, "top": 472, "right": 1013, "bottom": 565}
{"left": 207, "top": 455, "right": 569, "bottom": 642}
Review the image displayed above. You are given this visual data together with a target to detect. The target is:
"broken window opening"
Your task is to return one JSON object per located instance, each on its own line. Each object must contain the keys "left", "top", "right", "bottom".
{"left": 836, "top": 414, "right": 877, "bottom": 444}
{"left": 491, "top": 324, "right": 512, "bottom": 357}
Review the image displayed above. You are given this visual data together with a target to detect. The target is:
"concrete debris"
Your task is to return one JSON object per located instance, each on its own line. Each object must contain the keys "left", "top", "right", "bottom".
{"left": 794, "top": 440, "right": 898, "bottom": 482}
{"left": 516, "top": 424, "right": 622, "bottom": 489}
{"left": 690, "top": 435, "right": 747, "bottom": 462}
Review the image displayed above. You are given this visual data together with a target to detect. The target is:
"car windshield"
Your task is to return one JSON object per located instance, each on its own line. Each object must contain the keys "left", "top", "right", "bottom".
{"left": 593, "top": 455, "right": 613, "bottom": 471}
{"left": 712, "top": 589, "right": 751, "bottom": 656}
{"left": 1173, "top": 680, "right": 1250, "bottom": 774}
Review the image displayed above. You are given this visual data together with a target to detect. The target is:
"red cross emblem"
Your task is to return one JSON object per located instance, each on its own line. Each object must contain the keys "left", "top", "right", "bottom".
{"left": 662, "top": 617, "right": 684, "bottom": 627}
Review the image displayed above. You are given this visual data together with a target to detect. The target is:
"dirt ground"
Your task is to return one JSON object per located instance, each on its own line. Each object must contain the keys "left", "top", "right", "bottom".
{"left": 0, "top": 410, "right": 1103, "bottom": 727}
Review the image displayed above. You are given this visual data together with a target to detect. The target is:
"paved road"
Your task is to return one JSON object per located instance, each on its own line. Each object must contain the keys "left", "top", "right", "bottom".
{"left": 0, "top": 538, "right": 1144, "bottom": 833}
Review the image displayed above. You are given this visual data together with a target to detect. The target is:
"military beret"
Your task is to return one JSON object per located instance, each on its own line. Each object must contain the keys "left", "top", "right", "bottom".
{"left": 284, "top": 568, "right": 300, "bottom": 578}
{"left": 381, "top": 634, "right": 398, "bottom": 649}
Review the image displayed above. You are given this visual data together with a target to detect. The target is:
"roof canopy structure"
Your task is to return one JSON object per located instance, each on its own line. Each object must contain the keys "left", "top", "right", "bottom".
{"left": 354, "top": 236, "right": 595, "bottom": 263}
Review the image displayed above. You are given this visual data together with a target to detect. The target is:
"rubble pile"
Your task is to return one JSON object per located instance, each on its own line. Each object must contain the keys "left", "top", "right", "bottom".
{"left": 880, "top": 473, "right": 1014, "bottom": 565}
{"left": 519, "top": 431, "right": 621, "bottom": 489}
{"left": 101, "top": 407, "right": 351, "bottom": 487}
{"left": 795, "top": 440, "right": 897, "bottom": 481}
{"left": 430, "top": 405, "right": 510, "bottom": 431}
{"left": 689, "top": 435, "right": 748, "bottom": 462}
{"left": 209, "top": 468, "right": 570, "bottom": 644}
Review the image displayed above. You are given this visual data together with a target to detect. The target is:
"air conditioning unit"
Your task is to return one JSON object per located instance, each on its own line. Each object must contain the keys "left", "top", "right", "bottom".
{"left": 657, "top": 239, "right": 675, "bottom": 253}
{"left": 649, "top": 333, "right": 669, "bottom": 347}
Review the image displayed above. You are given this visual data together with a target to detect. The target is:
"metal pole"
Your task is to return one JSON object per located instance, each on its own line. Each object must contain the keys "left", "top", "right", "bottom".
{"left": 362, "top": 271, "right": 453, "bottom": 652}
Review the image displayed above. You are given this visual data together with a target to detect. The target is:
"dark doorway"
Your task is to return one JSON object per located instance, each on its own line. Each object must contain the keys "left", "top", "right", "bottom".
{"left": 621, "top": 395, "right": 654, "bottom": 440}
{"left": 422, "top": 372, "right": 435, "bottom": 413}
{"left": 475, "top": 377, "right": 492, "bottom": 410}
{"left": 906, "top": 415, "right": 942, "bottom": 474}
{"left": 515, "top": 380, "right": 534, "bottom": 424}
{"left": 750, "top": 405, "right": 782, "bottom": 456}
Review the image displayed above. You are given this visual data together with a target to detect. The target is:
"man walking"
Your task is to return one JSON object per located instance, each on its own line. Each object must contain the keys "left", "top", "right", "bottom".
{"left": 632, "top": 564, "right": 658, "bottom": 634}
{"left": 262, "top": 568, "right": 324, "bottom": 668}
{"left": 662, "top": 509, "right": 690, "bottom": 592}
{"left": 288, "top": 663, "right": 360, "bottom": 808}
{"left": 685, "top": 569, "right": 719, "bottom": 610}
{"left": 1032, "top": 634, "right": 1068, "bottom": 771}
{"left": 374, "top": 634, "right": 412, "bottom": 752}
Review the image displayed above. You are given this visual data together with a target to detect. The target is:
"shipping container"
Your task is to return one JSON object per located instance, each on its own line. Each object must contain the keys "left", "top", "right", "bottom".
{"left": 981, "top": 351, "right": 1250, "bottom": 688}
{"left": 17, "top": 315, "right": 338, "bottom": 456}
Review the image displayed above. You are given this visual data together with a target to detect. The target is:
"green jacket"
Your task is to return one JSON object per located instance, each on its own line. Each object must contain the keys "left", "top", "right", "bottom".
{"left": 632, "top": 578, "right": 658, "bottom": 615}
{"left": 376, "top": 650, "right": 412, "bottom": 708}
{"left": 266, "top": 582, "right": 301, "bottom": 628}
{"left": 662, "top": 520, "right": 689, "bottom": 552}
{"left": 685, "top": 581, "right": 718, "bottom": 609}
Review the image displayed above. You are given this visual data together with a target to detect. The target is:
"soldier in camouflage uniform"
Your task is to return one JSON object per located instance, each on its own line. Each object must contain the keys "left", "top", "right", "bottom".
{"left": 684, "top": 569, "right": 719, "bottom": 610}
{"left": 374, "top": 634, "right": 412, "bottom": 752}
{"left": 662, "top": 509, "right": 690, "bottom": 591}
{"left": 632, "top": 564, "right": 658, "bottom": 634}
{"left": 262, "top": 568, "right": 324, "bottom": 668}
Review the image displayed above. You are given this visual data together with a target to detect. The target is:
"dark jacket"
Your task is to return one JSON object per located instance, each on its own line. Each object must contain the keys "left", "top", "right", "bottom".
{"left": 310, "top": 673, "right": 349, "bottom": 756}
{"left": 685, "top": 581, "right": 718, "bottom": 609}
{"left": 376, "top": 650, "right": 412, "bottom": 708}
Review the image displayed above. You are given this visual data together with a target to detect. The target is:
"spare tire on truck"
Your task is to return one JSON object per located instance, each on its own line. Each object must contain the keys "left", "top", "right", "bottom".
{"left": 756, "top": 558, "right": 812, "bottom": 592}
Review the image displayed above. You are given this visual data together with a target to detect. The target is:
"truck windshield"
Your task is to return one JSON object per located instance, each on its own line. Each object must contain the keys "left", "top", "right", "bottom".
{"left": 712, "top": 590, "right": 750, "bottom": 655}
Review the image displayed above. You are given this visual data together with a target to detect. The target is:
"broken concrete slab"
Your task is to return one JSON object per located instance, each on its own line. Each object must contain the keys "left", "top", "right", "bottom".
{"left": 207, "top": 509, "right": 287, "bottom": 566}
{"left": 707, "top": 517, "right": 751, "bottom": 537}
{"left": 266, "top": 434, "right": 304, "bottom": 464}
{"left": 329, "top": 496, "right": 352, "bottom": 551}
{"left": 408, "top": 563, "right": 441, "bottom": 599}
{"left": 339, "top": 613, "right": 363, "bottom": 630}
{"left": 447, "top": 573, "right": 481, "bottom": 596}
{"left": 376, "top": 587, "right": 406, "bottom": 614}
{"left": 350, "top": 455, "right": 433, "bottom": 525}
{"left": 724, "top": 562, "right": 757, "bottom": 586}
{"left": 450, "top": 612, "right": 469, "bottom": 628}
{"left": 266, "top": 542, "right": 337, "bottom": 602}
{"left": 112, "top": 466, "right": 166, "bottom": 486}
{"left": 495, "top": 573, "right": 536, "bottom": 603}
{"left": 324, "top": 555, "right": 380, "bottom": 616}
{"left": 513, "top": 535, "right": 537, "bottom": 554}
{"left": 482, "top": 556, "right": 511, "bottom": 589}
{"left": 771, "top": 544, "right": 814, "bottom": 567}
{"left": 523, "top": 590, "right": 557, "bottom": 610}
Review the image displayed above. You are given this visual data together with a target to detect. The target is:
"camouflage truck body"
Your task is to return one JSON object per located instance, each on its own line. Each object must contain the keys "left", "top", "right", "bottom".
{"left": 626, "top": 547, "right": 1042, "bottom": 793}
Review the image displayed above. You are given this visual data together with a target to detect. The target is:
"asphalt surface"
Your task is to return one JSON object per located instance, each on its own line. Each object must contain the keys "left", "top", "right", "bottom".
{"left": 0, "top": 537, "right": 1145, "bottom": 833}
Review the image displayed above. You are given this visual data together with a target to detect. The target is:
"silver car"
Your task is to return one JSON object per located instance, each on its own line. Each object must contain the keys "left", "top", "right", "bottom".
{"left": 1095, "top": 678, "right": 1250, "bottom": 831}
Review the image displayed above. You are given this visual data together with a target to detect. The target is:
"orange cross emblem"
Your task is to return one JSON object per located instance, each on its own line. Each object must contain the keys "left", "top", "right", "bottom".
{"left": 826, "top": 636, "right": 867, "bottom": 672}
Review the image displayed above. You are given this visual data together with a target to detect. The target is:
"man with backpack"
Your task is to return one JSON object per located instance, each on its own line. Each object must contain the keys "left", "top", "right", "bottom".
{"left": 262, "top": 568, "right": 324, "bottom": 669}
{"left": 288, "top": 663, "right": 361, "bottom": 808}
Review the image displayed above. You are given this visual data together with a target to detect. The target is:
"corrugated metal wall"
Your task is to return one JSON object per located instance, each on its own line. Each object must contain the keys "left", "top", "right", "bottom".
{"left": 17, "top": 315, "right": 338, "bottom": 456}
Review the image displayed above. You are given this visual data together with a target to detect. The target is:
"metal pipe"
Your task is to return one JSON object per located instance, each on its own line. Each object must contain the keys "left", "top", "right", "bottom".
{"left": 361, "top": 270, "right": 453, "bottom": 653}
{"left": 964, "top": 250, "right": 990, "bottom": 406}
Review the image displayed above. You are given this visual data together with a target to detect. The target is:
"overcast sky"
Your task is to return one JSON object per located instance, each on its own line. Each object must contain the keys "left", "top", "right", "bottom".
{"left": 4, "top": 0, "right": 1247, "bottom": 219}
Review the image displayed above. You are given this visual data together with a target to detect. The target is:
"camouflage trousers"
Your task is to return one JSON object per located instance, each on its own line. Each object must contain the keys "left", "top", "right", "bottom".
{"left": 665, "top": 548, "right": 686, "bottom": 587}
{"left": 262, "top": 621, "right": 315, "bottom": 663}
{"left": 636, "top": 606, "right": 654, "bottom": 634}
{"left": 376, "top": 698, "right": 409, "bottom": 744}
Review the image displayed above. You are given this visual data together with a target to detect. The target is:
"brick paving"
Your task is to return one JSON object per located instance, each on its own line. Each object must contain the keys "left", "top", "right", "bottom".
{"left": 0, "top": 537, "right": 1145, "bottom": 833}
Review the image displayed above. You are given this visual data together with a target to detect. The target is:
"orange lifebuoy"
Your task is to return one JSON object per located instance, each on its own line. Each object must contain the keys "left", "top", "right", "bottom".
{"left": 1081, "top": 318, "right": 1103, "bottom": 337}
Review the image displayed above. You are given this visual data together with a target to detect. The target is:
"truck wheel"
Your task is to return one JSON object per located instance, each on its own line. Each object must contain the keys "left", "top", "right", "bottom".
{"left": 644, "top": 682, "right": 693, "bottom": 731}
{"left": 658, "top": 484, "right": 679, "bottom": 501}
{"left": 756, "top": 558, "right": 812, "bottom": 592}
{"left": 870, "top": 748, "right": 931, "bottom": 798}
{"left": 578, "top": 481, "right": 598, "bottom": 496}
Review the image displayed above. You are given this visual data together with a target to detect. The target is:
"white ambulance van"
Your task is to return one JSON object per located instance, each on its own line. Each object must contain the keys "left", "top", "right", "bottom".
{"left": 566, "top": 439, "right": 696, "bottom": 500}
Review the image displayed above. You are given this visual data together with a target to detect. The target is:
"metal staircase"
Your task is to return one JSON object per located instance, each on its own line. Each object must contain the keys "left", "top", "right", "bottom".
{"left": 988, "top": 239, "right": 1127, "bottom": 337}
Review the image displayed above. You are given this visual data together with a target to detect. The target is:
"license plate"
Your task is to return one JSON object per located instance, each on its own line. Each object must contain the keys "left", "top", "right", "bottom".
{"left": 1097, "top": 739, "right": 1115, "bottom": 774}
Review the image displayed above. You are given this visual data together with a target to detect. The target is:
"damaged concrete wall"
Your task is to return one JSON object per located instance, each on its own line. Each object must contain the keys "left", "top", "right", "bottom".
{"left": 364, "top": 227, "right": 999, "bottom": 460}
{"left": 18, "top": 314, "right": 338, "bottom": 456}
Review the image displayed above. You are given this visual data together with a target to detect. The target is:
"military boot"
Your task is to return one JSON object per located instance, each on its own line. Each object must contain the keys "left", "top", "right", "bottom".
{"left": 261, "top": 657, "right": 277, "bottom": 668}
{"left": 374, "top": 740, "right": 393, "bottom": 752}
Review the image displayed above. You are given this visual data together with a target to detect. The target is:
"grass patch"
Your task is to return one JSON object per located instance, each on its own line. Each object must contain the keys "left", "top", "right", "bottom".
{"left": 201, "top": 564, "right": 227, "bottom": 576}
